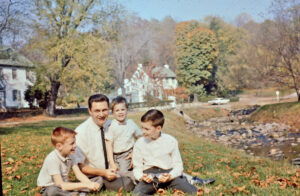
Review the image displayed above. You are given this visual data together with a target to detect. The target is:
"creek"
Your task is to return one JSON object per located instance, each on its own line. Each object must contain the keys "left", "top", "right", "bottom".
{"left": 183, "top": 107, "right": 300, "bottom": 165}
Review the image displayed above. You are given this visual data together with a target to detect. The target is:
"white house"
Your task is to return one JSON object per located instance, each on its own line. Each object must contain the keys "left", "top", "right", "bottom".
{"left": 0, "top": 47, "right": 34, "bottom": 109}
{"left": 118, "top": 64, "right": 178, "bottom": 103}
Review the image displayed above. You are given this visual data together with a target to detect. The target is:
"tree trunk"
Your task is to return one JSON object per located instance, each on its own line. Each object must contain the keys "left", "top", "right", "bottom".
{"left": 47, "top": 80, "right": 60, "bottom": 116}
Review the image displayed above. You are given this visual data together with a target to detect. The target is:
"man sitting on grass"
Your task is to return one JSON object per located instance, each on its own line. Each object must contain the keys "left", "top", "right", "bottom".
{"left": 132, "top": 109, "right": 198, "bottom": 195}
{"left": 37, "top": 127, "right": 101, "bottom": 195}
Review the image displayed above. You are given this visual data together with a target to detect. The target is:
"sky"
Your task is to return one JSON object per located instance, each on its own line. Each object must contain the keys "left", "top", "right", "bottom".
{"left": 119, "top": 0, "right": 274, "bottom": 23}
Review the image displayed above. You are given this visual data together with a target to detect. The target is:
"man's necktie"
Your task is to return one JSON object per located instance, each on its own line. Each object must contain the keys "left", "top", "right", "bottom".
{"left": 100, "top": 127, "right": 109, "bottom": 169}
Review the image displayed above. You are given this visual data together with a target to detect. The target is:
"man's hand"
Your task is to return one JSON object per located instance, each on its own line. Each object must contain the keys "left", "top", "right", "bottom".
{"left": 158, "top": 173, "right": 171, "bottom": 183}
{"left": 86, "top": 182, "right": 101, "bottom": 191}
{"left": 104, "top": 168, "right": 117, "bottom": 181}
{"left": 140, "top": 174, "right": 153, "bottom": 183}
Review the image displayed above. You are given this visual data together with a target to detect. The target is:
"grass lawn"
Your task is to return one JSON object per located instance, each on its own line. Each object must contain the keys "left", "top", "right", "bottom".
{"left": 1, "top": 111, "right": 299, "bottom": 195}
{"left": 182, "top": 108, "right": 229, "bottom": 122}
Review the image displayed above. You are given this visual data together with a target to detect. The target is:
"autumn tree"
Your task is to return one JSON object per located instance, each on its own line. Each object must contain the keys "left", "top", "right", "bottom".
{"left": 205, "top": 16, "right": 255, "bottom": 96}
{"left": 148, "top": 16, "right": 177, "bottom": 70}
{"left": 175, "top": 21, "right": 218, "bottom": 99}
{"left": 109, "top": 16, "right": 153, "bottom": 96}
{"left": 263, "top": 0, "right": 300, "bottom": 102}
{"left": 27, "top": 0, "right": 117, "bottom": 116}
{"left": 258, "top": 0, "right": 300, "bottom": 101}
{"left": 0, "top": 0, "right": 30, "bottom": 47}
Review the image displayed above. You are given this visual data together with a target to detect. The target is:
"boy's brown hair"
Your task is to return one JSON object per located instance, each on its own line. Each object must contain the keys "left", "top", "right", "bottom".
{"left": 111, "top": 96, "right": 128, "bottom": 111}
{"left": 51, "top": 127, "right": 77, "bottom": 146}
{"left": 141, "top": 109, "right": 164, "bottom": 128}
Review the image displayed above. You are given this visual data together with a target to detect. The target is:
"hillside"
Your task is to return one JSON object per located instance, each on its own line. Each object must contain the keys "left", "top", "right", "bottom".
{"left": 250, "top": 102, "right": 300, "bottom": 130}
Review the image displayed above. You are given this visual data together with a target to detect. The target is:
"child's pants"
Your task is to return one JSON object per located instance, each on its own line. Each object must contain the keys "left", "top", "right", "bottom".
{"left": 114, "top": 148, "right": 136, "bottom": 184}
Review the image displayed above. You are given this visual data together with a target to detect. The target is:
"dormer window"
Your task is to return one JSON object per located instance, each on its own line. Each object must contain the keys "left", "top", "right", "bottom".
{"left": 12, "top": 68, "right": 17, "bottom": 79}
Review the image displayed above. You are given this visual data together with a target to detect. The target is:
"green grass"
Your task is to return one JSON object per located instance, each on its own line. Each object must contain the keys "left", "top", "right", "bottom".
{"left": 182, "top": 107, "right": 229, "bottom": 122}
{"left": 1, "top": 111, "right": 299, "bottom": 195}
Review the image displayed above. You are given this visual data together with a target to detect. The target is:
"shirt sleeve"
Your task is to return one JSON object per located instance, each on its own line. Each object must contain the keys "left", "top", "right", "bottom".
{"left": 132, "top": 141, "right": 144, "bottom": 180}
{"left": 75, "top": 127, "right": 89, "bottom": 165}
{"left": 169, "top": 139, "right": 183, "bottom": 179}
{"left": 70, "top": 147, "right": 86, "bottom": 165}
{"left": 46, "top": 156, "right": 61, "bottom": 176}
{"left": 132, "top": 121, "right": 143, "bottom": 138}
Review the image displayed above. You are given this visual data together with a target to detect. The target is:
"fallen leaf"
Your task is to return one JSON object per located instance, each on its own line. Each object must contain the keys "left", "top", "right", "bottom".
{"left": 157, "top": 188, "right": 165, "bottom": 195}
{"left": 173, "top": 189, "right": 184, "bottom": 195}
{"left": 280, "top": 182, "right": 287, "bottom": 189}
{"left": 14, "top": 175, "right": 22, "bottom": 180}
{"left": 197, "top": 188, "right": 203, "bottom": 195}
{"left": 236, "top": 185, "right": 246, "bottom": 192}
{"left": 225, "top": 165, "right": 231, "bottom": 171}
{"left": 233, "top": 172, "right": 241, "bottom": 179}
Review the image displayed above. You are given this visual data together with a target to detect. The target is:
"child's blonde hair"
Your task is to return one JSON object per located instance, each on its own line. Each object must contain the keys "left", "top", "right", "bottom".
{"left": 51, "top": 127, "right": 76, "bottom": 146}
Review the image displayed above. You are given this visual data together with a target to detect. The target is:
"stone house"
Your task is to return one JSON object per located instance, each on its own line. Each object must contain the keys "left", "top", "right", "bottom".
{"left": 0, "top": 47, "right": 34, "bottom": 108}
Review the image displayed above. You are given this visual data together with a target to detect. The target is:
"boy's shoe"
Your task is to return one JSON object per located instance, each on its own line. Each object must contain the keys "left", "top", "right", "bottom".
{"left": 190, "top": 177, "right": 215, "bottom": 185}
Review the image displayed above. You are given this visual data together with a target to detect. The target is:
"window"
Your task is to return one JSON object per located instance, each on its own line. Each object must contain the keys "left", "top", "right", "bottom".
{"left": 12, "top": 90, "right": 21, "bottom": 101}
{"left": 12, "top": 68, "right": 17, "bottom": 79}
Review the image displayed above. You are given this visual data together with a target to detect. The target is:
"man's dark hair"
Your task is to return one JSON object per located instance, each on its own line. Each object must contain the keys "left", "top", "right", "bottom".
{"left": 141, "top": 109, "right": 164, "bottom": 128}
{"left": 88, "top": 94, "right": 109, "bottom": 109}
{"left": 111, "top": 96, "right": 128, "bottom": 111}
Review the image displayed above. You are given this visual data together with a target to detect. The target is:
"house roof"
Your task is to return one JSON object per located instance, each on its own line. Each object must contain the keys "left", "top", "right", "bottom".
{"left": 152, "top": 64, "right": 176, "bottom": 78}
{"left": 0, "top": 46, "right": 34, "bottom": 68}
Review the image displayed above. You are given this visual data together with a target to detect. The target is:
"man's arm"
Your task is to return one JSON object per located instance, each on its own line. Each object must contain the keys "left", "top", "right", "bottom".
{"left": 79, "top": 164, "right": 117, "bottom": 181}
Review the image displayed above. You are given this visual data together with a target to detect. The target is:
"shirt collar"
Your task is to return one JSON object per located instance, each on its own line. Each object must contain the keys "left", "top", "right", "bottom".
{"left": 88, "top": 117, "right": 101, "bottom": 130}
{"left": 117, "top": 118, "right": 127, "bottom": 125}
{"left": 88, "top": 117, "right": 112, "bottom": 133}
{"left": 54, "top": 149, "right": 71, "bottom": 163}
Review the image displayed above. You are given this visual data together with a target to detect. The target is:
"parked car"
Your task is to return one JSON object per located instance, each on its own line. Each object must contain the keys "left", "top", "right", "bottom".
{"left": 208, "top": 98, "right": 230, "bottom": 105}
